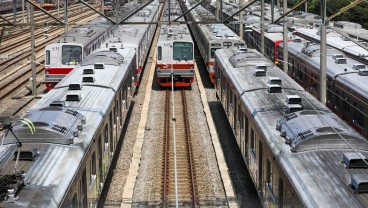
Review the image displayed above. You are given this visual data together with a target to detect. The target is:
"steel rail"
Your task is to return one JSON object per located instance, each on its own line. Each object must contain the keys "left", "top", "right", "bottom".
{"left": 181, "top": 90, "right": 197, "bottom": 207}
{"left": 163, "top": 89, "right": 170, "bottom": 207}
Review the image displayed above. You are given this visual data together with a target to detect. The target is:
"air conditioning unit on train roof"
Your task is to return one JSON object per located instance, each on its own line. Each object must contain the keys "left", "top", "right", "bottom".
{"left": 254, "top": 69, "right": 266, "bottom": 76}
{"left": 268, "top": 84, "right": 281, "bottom": 93}
{"left": 351, "top": 174, "right": 368, "bottom": 193}
{"left": 335, "top": 58, "right": 347, "bottom": 64}
{"left": 286, "top": 95, "right": 301, "bottom": 105}
{"left": 343, "top": 152, "right": 368, "bottom": 169}
{"left": 359, "top": 69, "right": 368, "bottom": 76}
{"left": 353, "top": 64, "right": 365, "bottom": 70}
{"left": 268, "top": 77, "right": 282, "bottom": 85}
{"left": 256, "top": 65, "right": 267, "bottom": 71}
{"left": 332, "top": 54, "right": 344, "bottom": 60}
{"left": 94, "top": 63, "right": 104, "bottom": 69}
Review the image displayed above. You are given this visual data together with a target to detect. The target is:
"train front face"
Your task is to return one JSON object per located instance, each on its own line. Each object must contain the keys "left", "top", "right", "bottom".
{"left": 156, "top": 41, "right": 195, "bottom": 88}
{"left": 44, "top": 43, "right": 83, "bottom": 90}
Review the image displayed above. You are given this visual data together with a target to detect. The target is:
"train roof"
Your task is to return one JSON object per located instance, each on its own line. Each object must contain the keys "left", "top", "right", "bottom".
{"left": 282, "top": 39, "right": 368, "bottom": 101}
{"left": 295, "top": 27, "right": 368, "bottom": 58}
{"left": 53, "top": 17, "right": 114, "bottom": 47}
{"left": 216, "top": 47, "right": 368, "bottom": 207}
{"left": 0, "top": 48, "right": 135, "bottom": 207}
{"left": 102, "top": 0, "right": 161, "bottom": 49}
{"left": 185, "top": 1, "right": 244, "bottom": 44}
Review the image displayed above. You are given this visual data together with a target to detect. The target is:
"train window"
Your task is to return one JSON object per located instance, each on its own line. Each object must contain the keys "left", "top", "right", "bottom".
{"left": 110, "top": 112, "right": 114, "bottom": 153}
{"left": 258, "top": 141, "right": 263, "bottom": 190}
{"left": 173, "top": 42, "right": 193, "bottom": 61}
{"left": 210, "top": 48, "right": 219, "bottom": 58}
{"left": 266, "top": 159, "right": 274, "bottom": 194}
{"left": 81, "top": 169, "right": 87, "bottom": 207}
{"left": 46, "top": 50, "right": 50, "bottom": 65}
{"left": 223, "top": 42, "right": 232, "bottom": 47}
{"left": 211, "top": 43, "right": 221, "bottom": 47}
{"left": 104, "top": 125, "right": 109, "bottom": 153}
{"left": 158, "top": 46, "right": 162, "bottom": 60}
{"left": 89, "top": 152, "right": 96, "bottom": 188}
{"left": 72, "top": 193, "right": 77, "bottom": 208}
{"left": 335, "top": 91, "right": 340, "bottom": 111}
{"left": 115, "top": 101, "right": 118, "bottom": 125}
{"left": 278, "top": 178, "right": 284, "bottom": 208}
{"left": 251, "top": 129, "right": 256, "bottom": 159}
{"left": 62, "top": 45, "right": 82, "bottom": 65}
{"left": 353, "top": 103, "right": 364, "bottom": 128}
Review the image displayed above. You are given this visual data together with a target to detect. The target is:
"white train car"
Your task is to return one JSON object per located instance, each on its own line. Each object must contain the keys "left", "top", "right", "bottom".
{"left": 215, "top": 46, "right": 368, "bottom": 207}
{"left": 44, "top": 17, "right": 116, "bottom": 90}
{"left": 0, "top": 47, "right": 136, "bottom": 207}
{"left": 103, "top": 0, "right": 163, "bottom": 86}
{"left": 156, "top": 0, "right": 195, "bottom": 87}
{"left": 180, "top": 0, "right": 245, "bottom": 84}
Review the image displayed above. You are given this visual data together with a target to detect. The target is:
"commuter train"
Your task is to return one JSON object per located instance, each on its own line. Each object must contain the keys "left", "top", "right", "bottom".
{"left": 44, "top": 17, "right": 116, "bottom": 90}
{"left": 215, "top": 46, "right": 368, "bottom": 207}
{"left": 277, "top": 38, "right": 368, "bottom": 138}
{"left": 104, "top": 0, "right": 162, "bottom": 86}
{"left": 0, "top": 46, "right": 137, "bottom": 207}
{"left": 180, "top": 0, "right": 245, "bottom": 84}
{"left": 156, "top": 0, "right": 195, "bottom": 87}
{"left": 44, "top": 0, "right": 160, "bottom": 90}
{"left": 202, "top": 1, "right": 368, "bottom": 140}
{"left": 0, "top": 0, "right": 22, "bottom": 13}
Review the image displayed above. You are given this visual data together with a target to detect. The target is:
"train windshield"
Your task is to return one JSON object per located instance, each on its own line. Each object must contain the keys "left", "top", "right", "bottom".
{"left": 62, "top": 45, "right": 82, "bottom": 65}
{"left": 211, "top": 48, "right": 220, "bottom": 58}
{"left": 173, "top": 42, "right": 193, "bottom": 61}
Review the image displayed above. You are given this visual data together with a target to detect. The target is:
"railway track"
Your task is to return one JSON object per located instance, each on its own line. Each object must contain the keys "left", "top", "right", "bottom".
{"left": 162, "top": 89, "right": 197, "bottom": 207}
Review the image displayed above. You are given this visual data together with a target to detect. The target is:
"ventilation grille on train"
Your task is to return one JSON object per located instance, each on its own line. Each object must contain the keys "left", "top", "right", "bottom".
{"left": 65, "top": 109, "right": 86, "bottom": 124}
{"left": 82, "top": 76, "right": 95, "bottom": 83}
{"left": 83, "top": 68, "right": 94, "bottom": 74}
{"left": 276, "top": 113, "right": 298, "bottom": 130}
{"left": 359, "top": 69, "right": 368, "bottom": 76}
{"left": 66, "top": 94, "right": 81, "bottom": 102}
{"left": 109, "top": 47, "right": 117, "bottom": 52}
{"left": 49, "top": 101, "right": 65, "bottom": 107}
{"left": 332, "top": 54, "right": 344, "bottom": 60}
{"left": 52, "top": 124, "right": 68, "bottom": 134}
{"left": 94, "top": 63, "right": 104, "bottom": 69}
{"left": 268, "top": 77, "right": 281, "bottom": 85}
{"left": 286, "top": 104, "right": 303, "bottom": 114}
{"left": 343, "top": 152, "right": 368, "bottom": 169}
{"left": 335, "top": 58, "right": 347, "bottom": 64}
{"left": 286, "top": 95, "right": 301, "bottom": 104}
{"left": 268, "top": 84, "right": 281, "bottom": 93}
{"left": 68, "top": 84, "right": 82, "bottom": 90}
{"left": 287, "top": 130, "right": 314, "bottom": 144}
{"left": 254, "top": 69, "right": 266, "bottom": 76}
{"left": 351, "top": 174, "right": 368, "bottom": 193}
{"left": 353, "top": 64, "right": 365, "bottom": 70}
{"left": 13, "top": 148, "right": 38, "bottom": 161}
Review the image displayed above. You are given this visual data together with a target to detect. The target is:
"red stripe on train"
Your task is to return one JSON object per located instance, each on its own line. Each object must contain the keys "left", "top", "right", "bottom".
{"left": 156, "top": 63, "right": 194, "bottom": 69}
{"left": 45, "top": 67, "right": 74, "bottom": 74}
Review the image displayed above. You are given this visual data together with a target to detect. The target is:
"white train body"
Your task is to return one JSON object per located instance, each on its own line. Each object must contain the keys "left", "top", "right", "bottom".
{"left": 180, "top": 0, "right": 245, "bottom": 83}
{"left": 0, "top": 47, "right": 136, "bottom": 207}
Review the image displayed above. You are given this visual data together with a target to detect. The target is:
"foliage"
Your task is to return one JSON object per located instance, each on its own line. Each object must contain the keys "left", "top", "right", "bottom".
{"left": 307, "top": 0, "right": 368, "bottom": 29}
{"left": 265, "top": 0, "right": 368, "bottom": 29}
